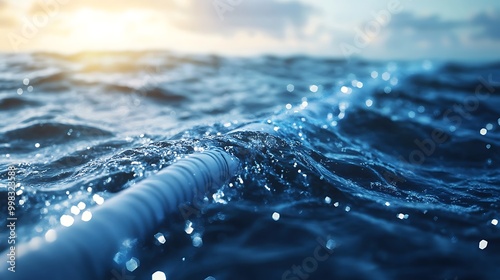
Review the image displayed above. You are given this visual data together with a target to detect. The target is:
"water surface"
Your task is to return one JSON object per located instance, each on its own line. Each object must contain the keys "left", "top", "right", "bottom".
{"left": 1, "top": 52, "right": 499, "bottom": 279}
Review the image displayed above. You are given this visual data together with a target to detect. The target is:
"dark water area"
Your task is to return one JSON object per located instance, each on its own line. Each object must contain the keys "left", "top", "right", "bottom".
{"left": 1, "top": 51, "right": 500, "bottom": 279}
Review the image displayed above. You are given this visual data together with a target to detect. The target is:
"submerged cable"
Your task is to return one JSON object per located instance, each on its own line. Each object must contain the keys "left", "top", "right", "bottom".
{"left": 0, "top": 148, "right": 239, "bottom": 280}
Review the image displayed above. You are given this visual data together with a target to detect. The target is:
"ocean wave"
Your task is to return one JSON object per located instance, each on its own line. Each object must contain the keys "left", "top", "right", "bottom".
{"left": 0, "top": 52, "right": 499, "bottom": 279}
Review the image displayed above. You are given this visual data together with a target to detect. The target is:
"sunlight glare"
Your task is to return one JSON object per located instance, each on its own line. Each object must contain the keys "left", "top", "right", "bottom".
{"left": 66, "top": 9, "right": 152, "bottom": 50}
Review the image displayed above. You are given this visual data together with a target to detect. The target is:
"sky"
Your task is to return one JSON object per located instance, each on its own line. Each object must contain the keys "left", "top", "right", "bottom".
{"left": 1, "top": 0, "right": 499, "bottom": 61}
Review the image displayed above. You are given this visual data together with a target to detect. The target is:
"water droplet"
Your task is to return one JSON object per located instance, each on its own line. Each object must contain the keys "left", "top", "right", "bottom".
{"left": 325, "top": 239, "right": 337, "bottom": 250}
{"left": 23, "top": 78, "right": 29, "bottom": 85}
{"left": 92, "top": 194, "right": 104, "bottom": 205}
{"left": 154, "top": 232, "right": 166, "bottom": 244}
{"left": 491, "top": 219, "right": 498, "bottom": 226}
{"left": 185, "top": 221, "right": 194, "bottom": 234}
{"left": 192, "top": 234, "right": 203, "bottom": 247}
{"left": 479, "top": 240, "right": 488, "bottom": 250}
{"left": 309, "top": 85, "right": 318, "bottom": 93}
{"left": 340, "top": 86, "right": 351, "bottom": 94}
{"left": 382, "top": 72, "right": 391, "bottom": 81}
{"left": 81, "top": 210, "right": 92, "bottom": 222}
{"left": 287, "top": 84, "right": 294, "bottom": 92}
{"left": 126, "top": 257, "right": 140, "bottom": 272}
{"left": 324, "top": 196, "right": 332, "bottom": 204}
{"left": 45, "top": 229, "right": 57, "bottom": 243}
{"left": 60, "top": 215, "right": 74, "bottom": 227}
{"left": 152, "top": 271, "right": 167, "bottom": 280}
{"left": 212, "top": 190, "right": 227, "bottom": 204}
{"left": 272, "top": 212, "right": 280, "bottom": 221}
{"left": 113, "top": 252, "right": 127, "bottom": 264}
{"left": 326, "top": 239, "right": 336, "bottom": 250}
{"left": 70, "top": 206, "right": 80, "bottom": 215}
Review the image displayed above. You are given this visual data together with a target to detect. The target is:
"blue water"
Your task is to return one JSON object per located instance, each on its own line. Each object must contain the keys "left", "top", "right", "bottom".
{"left": 1, "top": 52, "right": 500, "bottom": 279}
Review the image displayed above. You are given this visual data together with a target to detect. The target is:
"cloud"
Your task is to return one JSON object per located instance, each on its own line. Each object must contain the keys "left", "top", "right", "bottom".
{"left": 471, "top": 10, "right": 500, "bottom": 40}
{"left": 385, "top": 12, "right": 462, "bottom": 50}
{"left": 171, "top": 0, "right": 314, "bottom": 38}
{"left": 389, "top": 10, "right": 500, "bottom": 41}
{"left": 389, "top": 12, "right": 462, "bottom": 30}
{"left": 36, "top": 0, "right": 313, "bottom": 37}
{"left": 345, "top": 9, "right": 500, "bottom": 60}
{"left": 26, "top": 0, "right": 314, "bottom": 38}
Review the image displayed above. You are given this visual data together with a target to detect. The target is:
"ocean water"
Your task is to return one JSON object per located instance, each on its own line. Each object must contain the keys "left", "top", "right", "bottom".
{"left": 0, "top": 51, "right": 499, "bottom": 279}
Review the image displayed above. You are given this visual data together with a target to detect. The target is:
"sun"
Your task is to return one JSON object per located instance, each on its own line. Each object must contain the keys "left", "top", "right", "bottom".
{"left": 72, "top": 9, "right": 125, "bottom": 41}
{"left": 63, "top": 8, "right": 154, "bottom": 51}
